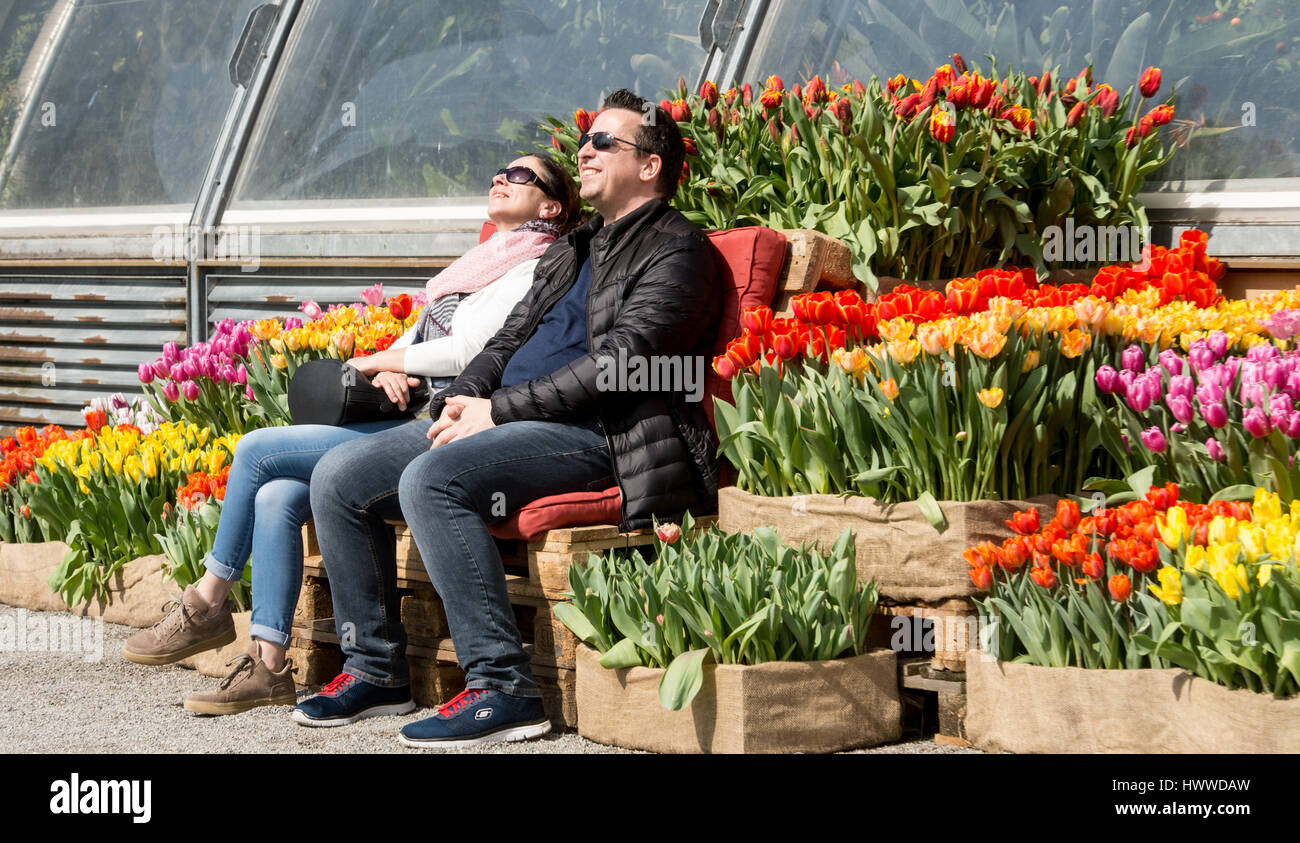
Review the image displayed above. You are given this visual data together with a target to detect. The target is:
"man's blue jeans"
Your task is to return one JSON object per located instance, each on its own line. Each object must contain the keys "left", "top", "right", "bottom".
{"left": 309, "top": 416, "right": 613, "bottom": 695}
{"left": 204, "top": 419, "right": 406, "bottom": 647}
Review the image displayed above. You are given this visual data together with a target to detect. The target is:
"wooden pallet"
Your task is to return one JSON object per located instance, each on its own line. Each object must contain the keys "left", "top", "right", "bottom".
{"left": 898, "top": 657, "right": 970, "bottom": 747}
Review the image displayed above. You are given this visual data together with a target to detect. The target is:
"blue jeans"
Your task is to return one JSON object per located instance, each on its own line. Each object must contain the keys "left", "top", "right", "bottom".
{"left": 204, "top": 419, "right": 407, "bottom": 647}
{"left": 309, "top": 416, "right": 614, "bottom": 694}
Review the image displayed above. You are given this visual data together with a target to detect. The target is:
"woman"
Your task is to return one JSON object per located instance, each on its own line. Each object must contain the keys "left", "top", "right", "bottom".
{"left": 121, "top": 155, "right": 581, "bottom": 715}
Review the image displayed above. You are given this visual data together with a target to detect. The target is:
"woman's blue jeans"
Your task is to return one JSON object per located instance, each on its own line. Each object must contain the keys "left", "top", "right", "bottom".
{"left": 203, "top": 419, "right": 406, "bottom": 647}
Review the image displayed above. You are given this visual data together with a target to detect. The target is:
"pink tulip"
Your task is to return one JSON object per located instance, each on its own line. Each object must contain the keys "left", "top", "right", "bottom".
{"left": 1167, "top": 375, "right": 1193, "bottom": 401}
{"left": 1242, "top": 381, "right": 1270, "bottom": 407}
{"left": 1141, "top": 427, "right": 1167, "bottom": 453}
{"left": 1265, "top": 361, "right": 1287, "bottom": 390}
{"left": 1126, "top": 381, "right": 1153, "bottom": 412}
{"left": 284, "top": 317, "right": 303, "bottom": 331}
{"left": 1170, "top": 423, "right": 1187, "bottom": 434}
{"left": 655, "top": 523, "right": 682, "bottom": 544}
{"left": 1206, "top": 438, "right": 1225, "bottom": 461}
{"left": 236, "top": 363, "right": 248, "bottom": 385}
{"left": 163, "top": 381, "right": 180, "bottom": 402}
{"left": 1122, "top": 345, "right": 1145, "bottom": 373}
{"left": 1188, "top": 342, "right": 1216, "bottom": 372}
{"left": 1167, "top": 395, "right": 1194, "bottom": 424}
{"left": 1158, "top": 349, "right": 1184, "bottom": 376}
{"left": 360, "top": 283, "right": 385, "bottom": 307}
{"left": 1247, "top": 343, "right": 1280, "bottom": 363}
{"left": 1196, "top": 382, "right": 1224, "bottom": 406}
{"left": 137, "top": 362, "right": 154, "bottom": 384}
{"left": 181, "top": 380, "right": 200, "bottom": 401}
{"left": 1201, "top": 402, "right": 1228, "bottom": 429}
{"left": 1208, "top": 332, "right": 1229, "bottom": 360}
{"left": 1244, "top": 407, "right": 1273, "bottom": 438}
{"left": 245, "top": 385, "right": 255, "bottom": 401}
{"left": 1284, "top": 412, "right": 1300, "bottom": 438}
{"left": 1096, "top": 365, "right": 1120, "bottom": 394}
{"left": 299, "top": 300, "right": 323, "bottom": 320}
{"left": 162, "top": 341, "right": 180, "bottom": 366}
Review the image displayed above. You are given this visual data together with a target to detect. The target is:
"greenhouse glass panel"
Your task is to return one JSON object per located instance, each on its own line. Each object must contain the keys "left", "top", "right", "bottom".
{"left": 744, "top": 0, "right": 1300, "bottom": 184}
{"left": 0, "top": 0, "right": 264, "bottom": 211}
{"left": 229, "top": 0, "right": 707, "bottom": 205}
{"left": 0, "top": 0, "right": 60, "bottom": 163}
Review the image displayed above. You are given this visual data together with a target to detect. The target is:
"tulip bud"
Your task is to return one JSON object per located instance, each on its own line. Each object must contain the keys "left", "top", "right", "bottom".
{"left": 1066, "top": 101, "right": 1087, "bottom": 128}
{"left": 765, "top": 74, "right": 784, "bottom": 92}
{"left": 851, "top": 79, "right": 866, "bottom": 100}
{"left": 1122, "top": 345, "right": 1145, "bottom": 373}
{"left": 1139, "top": 66, "right": 1161, "bottom": 98}
{"left": 742, "top": 83, "right": 753, "bottom": 105}
{"left": 760, "top": 88, "right": 783, "bottom": 110}
{"left": 1140, "top": 426, "right": 1167, "bottom": 453}
{"left": 1108, "top": 574, "right": 1133, "bottom": 602}
{"left": 790, "top": 83, "right": 803, "bottom": 101}
{"left": 1124, "top": 126, "right": 1139, "bottom": 148}
{"left": 952, "top": 52, "right": 967, "bottom": 74}
{"left": 723, "top": 87, "right": 737, "bottom": 107}
{"left": 574, "top": 108, "right": 594, "bottom": 134}
{"left": 707, "top": 107, "right": 723, "bottom": 140}
{"left": 767, "top": 116, "right": 782, "bottom": 145}
{"left": 1206, "top": 438, "right": 1226, "bottom": 461}
{"left": 1095, "top": 365, "right": 1120, "bottom": 394}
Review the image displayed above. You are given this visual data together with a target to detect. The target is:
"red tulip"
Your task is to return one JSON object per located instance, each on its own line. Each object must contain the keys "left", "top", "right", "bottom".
{"left": 969, "top": 564, "right": 993, "bottom": 590}
{"left": 1149, "top": 104, "right": 1174, "bottom": 126}
{"left": 1082, "top": 552, "right": 1104, "bottom": 580}
{"left": 804, "top": 75, "right": 828, "bottom": 103}
{"left": 952, "top": 52, "right": 968, "bottom": 74}
{"left": 1136, "top": 113, "right": 1155, "bottom": 137}
{"left": 682, "top": 136, "right": 698, "bottom": 156}
{"left": 1030, "top": 565, "right": 1057, "bottom": 589}
{"left": 574, "top": 108, "right": 594, "bottom": 134}
{"left": 765, "top": 74, "right": 784, "bottom": 92}
{"left": 669, "top": 99, "right": 692, "bottom": 122}
{"left": 1108, "top": 574, "right": 1133, "bottom": 602}
{"left": 760, "top": 88, "right": 784, "bottom": 110}
{"left": 388, "top": 294, "right": 413, "bottom": 321}
{"left": 851, "top": 79, "right": 867, "bottom": 100}
{"left": 1005, "top": 508, "right": 1040, "bottom": 536}
{"left": 1093, "top": 84, "right": 1119, "bottom": 117}
{"left": 742, "top": 83, "right": 753, "bottom": 106}
{"left": 1067, "top": 101, "right": 1087, "bottom": 128}
{"left": 1056, "top": 499, "right": 1081, "bottom": 531}
{"left": 1124, "top": 127, "right": 1139, "bottom": 148}
{"left": 699, "top": 80, "right": 719, "bottom": 109}
{"left": 929, "top": 109, "right": 955, "bottom": 143}
{"left": 1139, "top": 66, "right": 1161, "bottom": 98}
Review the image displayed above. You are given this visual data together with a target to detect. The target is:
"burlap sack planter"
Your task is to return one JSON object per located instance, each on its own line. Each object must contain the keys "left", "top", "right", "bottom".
{"left": 0, "top": 542, "right": 181, "bottom": 627}
{"left": 966, "top": 653, "right": 1300, "bottom": 753}
{"left": 575, "top": 643, "right": 901, "bottom": 753}
{"left": 717, "top": 486, "right": 1059, "bottom": 602}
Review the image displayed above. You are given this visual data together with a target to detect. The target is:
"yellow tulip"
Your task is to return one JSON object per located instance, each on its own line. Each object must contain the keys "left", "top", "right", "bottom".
{"left": 887, "top": 340, "right": 921, "bottom": 366}
{"left": 877, "top": 317, "right": 914, "bottom": 343}
{"left": 878, "top": 378, "right": 899, "bottom": 401}
{"left": 284, "top": 331, "right": 303, "bottom": 352}
{"left": 1265, "top": 521, "right": 1295, "bottom": 558}
{"left": 1237, "top": 524, "right": 1265, "bottom": 562}
{"left": 977, "top": 387, "right": 1003, "bottom": 409}
{"left": 1258, "top": 563, "right": 1282, "bottom": 587}
{"left": 1254, "top": 488, "right": 1282, "bottom": 524}
{"left": 1148, "top": 566, "right": 1183, "bottom": 605}
{"left": 1207, "top": 515, "right": 1238, "bottom": 545}
{"left": 1157, "top": 506, "right": 1188, "bottom": 548}
{"left": 271, "top": 354, "right": 288, "bottom": 370}
{"left": 965, "top": 328, "right": 1006, "bottom": 359}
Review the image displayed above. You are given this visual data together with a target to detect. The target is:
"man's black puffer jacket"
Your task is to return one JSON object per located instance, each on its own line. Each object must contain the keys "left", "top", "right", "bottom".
{"left": 428, "top": 198, "right": 722, "bottom": 531}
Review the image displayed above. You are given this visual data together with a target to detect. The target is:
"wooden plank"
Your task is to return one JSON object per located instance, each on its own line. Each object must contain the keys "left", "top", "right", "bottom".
{"left": 533, "top": 602, "right": 578, "bottom": 670}
{"left": 286, "top": 637, "right": 341, "bottom": 687}
{"left": 400, "top": 592, "right": 447, "bottom": 639}
{"left": 407, "top": 656, "right": 466, "bottom": 707}
{"left": 291, "top": 575, "right": 332, "bottom": 625}
{"left": 775, "top": 229, "right": 854, "bottom": 292}
{"left": 530, "top": 532, "right": 654, "bottom": 554}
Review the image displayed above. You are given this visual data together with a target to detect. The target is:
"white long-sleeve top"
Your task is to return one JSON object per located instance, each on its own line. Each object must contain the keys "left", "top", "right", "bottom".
{"left": 390, "top": 257, "right": 539, "bottom": 377}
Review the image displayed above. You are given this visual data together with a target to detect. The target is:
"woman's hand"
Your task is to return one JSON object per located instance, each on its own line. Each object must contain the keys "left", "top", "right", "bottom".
{"left": 370, "top": 370, "right": 422, "bottom": 411}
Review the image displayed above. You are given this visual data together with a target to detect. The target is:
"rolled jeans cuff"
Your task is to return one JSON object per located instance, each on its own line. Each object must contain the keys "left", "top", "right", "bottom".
{"left": 249, "top": 623, "right": 291, "bottom": 648}
{"left": 465, "top": 678, "right": 541, "bottom": 699}
{"left": 202, "top": 552, "right": 242, "bottom": 583}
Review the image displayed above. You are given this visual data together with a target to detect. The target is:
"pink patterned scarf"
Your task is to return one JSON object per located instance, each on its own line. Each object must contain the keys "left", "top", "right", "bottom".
{"left": 424, "top": 218, "right": 560, "bottom": 301}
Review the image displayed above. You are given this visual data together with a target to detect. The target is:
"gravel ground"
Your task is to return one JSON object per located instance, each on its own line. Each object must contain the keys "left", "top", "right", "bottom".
{"left": 0, "top": 608, "right": 982, "bottom": 755}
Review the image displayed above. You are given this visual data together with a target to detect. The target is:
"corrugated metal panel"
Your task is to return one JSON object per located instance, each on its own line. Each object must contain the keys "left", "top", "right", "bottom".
{"left": 204, "top": 265, "right": 434, "bottom": 326}
{"left": 0, "top": 267, "right": 186, "bottom": 430}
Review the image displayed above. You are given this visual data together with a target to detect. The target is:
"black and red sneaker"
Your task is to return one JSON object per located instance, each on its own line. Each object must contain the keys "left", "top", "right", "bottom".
{"left": 291, "top": 672, "right": 415, "bottom": 727}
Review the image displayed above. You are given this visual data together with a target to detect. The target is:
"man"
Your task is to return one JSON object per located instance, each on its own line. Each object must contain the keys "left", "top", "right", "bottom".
{"left": 296, "top": 89, "right": 721, "bottom": 746}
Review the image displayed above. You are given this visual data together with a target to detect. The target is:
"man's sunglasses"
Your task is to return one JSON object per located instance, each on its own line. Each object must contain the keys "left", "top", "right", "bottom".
{"left": 578, "top": 131, "right": 652, "bottom": 155}
{"left": 494, "top": 165, "right": 556, "bottom": 199}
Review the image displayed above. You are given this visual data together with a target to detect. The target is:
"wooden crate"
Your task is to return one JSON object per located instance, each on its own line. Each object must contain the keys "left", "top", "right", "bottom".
{"left": 873, "top": 597, "right": 980, "bottom": 673}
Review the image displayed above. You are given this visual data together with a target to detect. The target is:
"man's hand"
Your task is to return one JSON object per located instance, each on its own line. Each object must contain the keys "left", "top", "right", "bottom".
{"left": 370, "top": 371, "right": 422, "bottom": 411}
{"left": 427, "top": 396, "right": 495, "bottom": 448}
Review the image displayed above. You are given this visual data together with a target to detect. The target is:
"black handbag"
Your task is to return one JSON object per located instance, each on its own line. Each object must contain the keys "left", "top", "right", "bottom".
{"left": 287, "top": 359, "right": 429, "bottom": 426}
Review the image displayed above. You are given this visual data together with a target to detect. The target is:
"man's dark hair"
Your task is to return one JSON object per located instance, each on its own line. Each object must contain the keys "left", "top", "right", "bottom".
{"left": 600, "top": 88, "right": 684, "bottom": 200}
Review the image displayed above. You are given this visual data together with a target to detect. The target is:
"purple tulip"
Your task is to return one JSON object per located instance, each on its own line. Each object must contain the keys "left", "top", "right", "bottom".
{"left": 1127, "top": 381, "right": 1153, "bottom": 413}
{"left": 1167, "top": 395, "right": 1195, "bottom": 424}
{"left": 1189, "top": 341, "right": 1216, "bottom": 372}
{"left": 181, "top": 380, "right": 200, "bottom": 401}
{"left": 162, "top": 341, "right": 180, "bottom": 366}
{"left": 1158, "top": 349, "right": 1184, "bottom": 376}
{"left": 1096, "top": 365, "right": 1120, "bottom": 394}
{"left": 1206, "top": 438, "right": 1226, "bottom": 461}
{"left": 1141, "top": 426, "right": 1168, "bottom": 453}
{"left": 1244, "top": 407, "right": 1273, "bottom": 438}
{"left": 162, "top": 381, "right": 180, "bottom": 402}
{"left": 1122, "top": 345, "right": 1145, "bottom": 373}
{"left": 137, "top": 362, "right": 154, "bottom": 384}
{"left": 1201, "top": 402, "right": 1228, "bottom": 429}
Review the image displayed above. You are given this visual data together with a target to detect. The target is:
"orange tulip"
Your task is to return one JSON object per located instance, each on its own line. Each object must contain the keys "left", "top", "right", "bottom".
{"left": 969, "top": 563, "right": 993, "bottom": 590}
{"left": 1139, "top": 67, "right": 1161, "bottom": 98}
{"left": 878, "top": 378, "right": 899, "bottom": 401}
{"left": 1030, "top": 565, "right": 1057, "bottom": 589}
{"left": 1108, "top": 573, "right": 1133, "bottom": 601}
{"left": 929, "top": 109, "right": 955, "bottom": 143}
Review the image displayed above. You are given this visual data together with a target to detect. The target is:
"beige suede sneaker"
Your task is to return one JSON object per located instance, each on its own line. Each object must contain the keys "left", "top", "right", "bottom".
{"left": 121, "top": 584, "right": 236, "bottom": 665}
{"left": 183, "top": 643, "right": 297, "bottom": 715}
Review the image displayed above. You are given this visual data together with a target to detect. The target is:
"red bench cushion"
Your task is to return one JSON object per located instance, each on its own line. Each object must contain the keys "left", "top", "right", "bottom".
{"left": 476, "top": 225, "right": 788, "bottom": 541}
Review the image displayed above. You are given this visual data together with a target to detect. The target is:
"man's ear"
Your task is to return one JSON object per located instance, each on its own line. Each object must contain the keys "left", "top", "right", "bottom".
{"left": 639, "top": 154, "right": 662, "bottom": 185}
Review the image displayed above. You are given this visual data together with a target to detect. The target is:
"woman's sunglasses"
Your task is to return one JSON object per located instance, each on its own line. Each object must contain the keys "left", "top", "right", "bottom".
{"left": 494, "top": 165, "right": 556, "bottom": 199}
{"left": 578, "top": 131, "right": 653, "bottom": 155}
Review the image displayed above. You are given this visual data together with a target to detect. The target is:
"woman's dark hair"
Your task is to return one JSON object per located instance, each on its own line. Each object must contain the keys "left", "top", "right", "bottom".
{"left": 529, "top": 153, "right": 582, "bottom": 233}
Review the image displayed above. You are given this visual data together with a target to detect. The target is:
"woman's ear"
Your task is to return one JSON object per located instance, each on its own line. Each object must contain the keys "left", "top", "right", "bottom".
{"left": 539, "top": 198, "right": 562, "bottom": 220}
